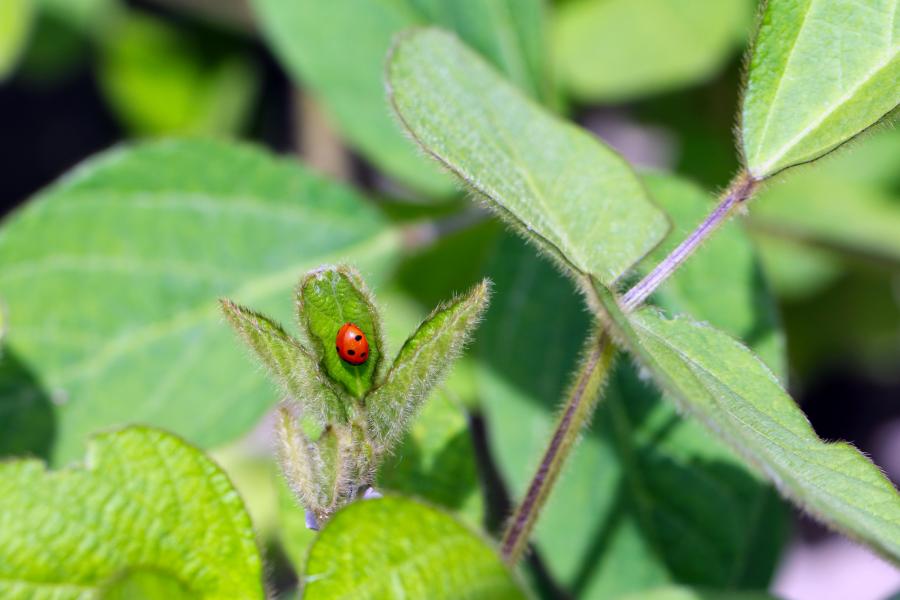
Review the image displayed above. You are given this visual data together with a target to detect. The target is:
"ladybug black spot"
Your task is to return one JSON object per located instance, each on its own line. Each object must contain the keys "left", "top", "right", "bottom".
{"left": 361, "top": 352, "right": 367, "bottom": 358}
{"left": 348, "top": 349, "right": 356, "bottom": 356}
{"left": 355, "top": 334, "right": 362, "bottom": 341}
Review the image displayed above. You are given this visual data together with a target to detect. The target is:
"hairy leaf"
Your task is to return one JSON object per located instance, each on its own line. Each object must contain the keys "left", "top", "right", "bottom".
{"left": 387, "top": 28, "right": 670, "bottom": 284}
{"left": 480, "top": 186, "right": 786, "bottom": 598}
{"left": 596, "top": 286, "right": 900, "bottom": 564}
{"left": 252, "top": 0, "right": 547, "bottom": 196}
{"left": 220, "top": 300, "right": 344, "bottom": 424}
{"left": 741, "top": 0, "right": 900, "bottom": 178}
{"left": 298, "top": 265, "right": 384, "bottom": 398}
{"left": 0, "top": 139, "right": 400, "bottom": 462}
{"left": 303, "top": 496, "right": 525, "bottom": 599}
{"left": 553, "top": 0, "right": 752, "bottom": 101}
{"left": 366, "top": 280, "right": 489, "bottom": 450}
{"left": 0, "top": 426, "right": 264, "bottom": 599}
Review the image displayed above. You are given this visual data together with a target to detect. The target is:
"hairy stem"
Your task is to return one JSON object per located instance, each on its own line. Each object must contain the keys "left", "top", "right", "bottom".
{"left": 621, "top": 171, "right": 759, "bottom": 311}
{"left": 501, "top": 331, "right": 615, "bottom": 565}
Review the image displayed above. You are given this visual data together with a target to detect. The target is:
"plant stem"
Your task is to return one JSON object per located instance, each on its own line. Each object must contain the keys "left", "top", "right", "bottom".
{"left": 621, "top": 172, "right": 759, "bottom": 311}
{"left": 501, "top": 331, "right": 615, "bottom": 565}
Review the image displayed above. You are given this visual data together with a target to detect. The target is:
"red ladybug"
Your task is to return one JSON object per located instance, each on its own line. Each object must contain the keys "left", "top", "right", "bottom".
{"left": 335, "top": 322, "right": 369, "bottom": 365}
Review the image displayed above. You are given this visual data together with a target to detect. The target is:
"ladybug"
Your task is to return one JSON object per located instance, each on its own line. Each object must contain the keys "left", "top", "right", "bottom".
{"left": 335, "top": 322, "right": 369, "bottom": 365}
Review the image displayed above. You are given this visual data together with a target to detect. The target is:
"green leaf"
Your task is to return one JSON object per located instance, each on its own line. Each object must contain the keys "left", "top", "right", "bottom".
{"left": 480, "top": 195, "right": 786, "bottom": 598}
{"left": 749, "top": 163, "right": 900, "bottom": 267}
{"left": 596, "top": 286, "right": 900, "bottom": 565}
{"left": 388, "top": 28, "right": 670, "bottom": 284}
{"left": 0, "top": 426, "right": 265, "bottom": 599}
{"left": 100, "top": 569, "right": 194, "bottom": 600}
{"left": 618, "top": 586, "right": 780, "bottom": 600}
{"left": 0, "top": 0, "right": 34, "bottom": 80}
{"left": 220, "top": 299, "right": 344, "bottom": 424}
{"left": 303, "top": 496, "right": 525, "bottom": 599}
{"left": 251, "top": 0, "right": 547, "bottom": 197}
{"left": 298, "top": 265, "right": 385, "bottom": 398}
{"left": 552, "top": 0, "right": 752, "bottom": 101}
{"left": 97, "top": 11, "right": 258, "bottom": 137}
{"left": 0, "top": 138, "right": 401, "bottom": 462}
{"left": 741, "top": 0, "right": 900, "bottom": 178}
{"left": 366, "top": 280, "right": 490, "bottom": 450}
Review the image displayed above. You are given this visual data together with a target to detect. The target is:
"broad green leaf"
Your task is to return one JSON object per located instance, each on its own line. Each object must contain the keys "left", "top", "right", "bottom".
{"left": 596, "top": 287, "right": 900, "bottom": 564}
{"left": 480, "top": 192, "right": 786, "bottom": 598}
{"left": 750, "top": 163, "right": 900, "bottom": 267}
{"left": 252, "top": 0, "right": 547, "bottom": 196}
{"left": 0, "top": 426, "right": 265, "bottom": 599}
{"left": 220, "top": 300, "right": 344, "bottom": 424}
{"left": 100, "top": 570, "right": 194, "bottom": 600}
{"left": 298, "top": 265, "right": 384, "bottom": 398}
{"left": 618, "top": 587, "right": 779, "bottom": 600}
{"left": 0, "top": 139, "right": 401, "bottom": 462}
{"left": 552, "top": 0, "right": 752, "bottom": 101}
{"left": 303, "top": 496, "right": 525, "bottom": 599}
{"left": 0, "top": 0, "right": 34, "bottom": 79}
{"left": 366, "top": 280, "right": 489, "bottom": 448}
{"left": 388, "top": 28, "right": 670, "bottom": 284}
{"left": 741, "top": 0, "right": 900, "bottom": 178}
{"left": 97, "top": 11, "right": 258, "bottom": 136}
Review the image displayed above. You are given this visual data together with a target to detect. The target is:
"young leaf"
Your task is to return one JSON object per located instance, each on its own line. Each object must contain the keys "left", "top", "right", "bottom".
{"left": 0, "top": 426, "right": 265, "bottom": 598}
{"left": 220, "top": 299, "right": 345, "bottom": 424}
{"left": 298, "top": 265, "right": 385, "bottom": 398}
{"left": 553, "top": 0, "right": 752, "bottom": 101}
{"left": 366, "top": 280, "right": 490, "bottom": 450}
{"left": 0, "top": 139, "right": 401, "bottom": 462}
{"left": 387, "top": 28, "right": 670, "bottom": 285}
{"left": 741, "top": 0, "right": 900, "bottom": 178}
{"left": 276, "top": 404, "right": 330, "bottom": 519}
{"left": 251, "top": 0, "right": 548, "bottom": 196}
{"left": 595, "top": 285, "right": 900, "bottom": 564}
{"left": 303, "top": 496, "right": 525, "bottom": 599}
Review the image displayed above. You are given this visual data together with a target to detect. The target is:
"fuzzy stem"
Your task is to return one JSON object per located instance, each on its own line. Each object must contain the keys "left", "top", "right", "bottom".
{"left": 621, "top": 172, "right": 759, "bottom": 312}
{"left": 501, "top": 331, "right": 615, "bottom": 565}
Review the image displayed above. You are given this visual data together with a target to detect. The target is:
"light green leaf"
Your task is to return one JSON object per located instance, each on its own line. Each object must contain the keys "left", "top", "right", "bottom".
{"left": 750, "top": 163, "right": 900, "bottom": 267}
{"left": 252, "top": 0, "right": 547, "bottom": 196}
{"left": 552, "top": 0, "right": 752, "bottom": 101}
{"left": 480, "top": 189, "right": 786, "bottom": 598}
{"left": 366, "top": 280, "right": 489, "bottom": 449}
{"left": 388, "top": 28, "right": 670, "bottom": 284}
{"left": 97, "top": 11, "right": 258, "bottom": 137}
{"left": 596, "top": 286, "right": 900, "bottom": 565}
{"left": 0, "top": 138, "right": 401, "bottom": 462}
{"left": 0, "top": 426, "right": 265, "bottom": 599}
{"left": 741, "top": 0, "right": 900, "bottom": 178}
{"left": 220, "top": 299, "right": 344, "bottom": 424}
{"left": 0, "top": 0, "right": 34, "bottom": 80}
{"left": 303, "top": 496, "right": 525, "bottom": 599}
{"left": 100, "top": 569, "right": 194, "bottom": 600}
{"left": 618, "top": 586, "right": 780, "bottom": 600}
{"left": 298, "top": 265, "right": 385, "bottom": 398}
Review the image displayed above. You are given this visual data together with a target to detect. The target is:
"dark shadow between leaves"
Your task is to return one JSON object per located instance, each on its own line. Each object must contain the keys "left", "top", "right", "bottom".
{"left": 0, "top": 348, "right": 56, "bottom": 460}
